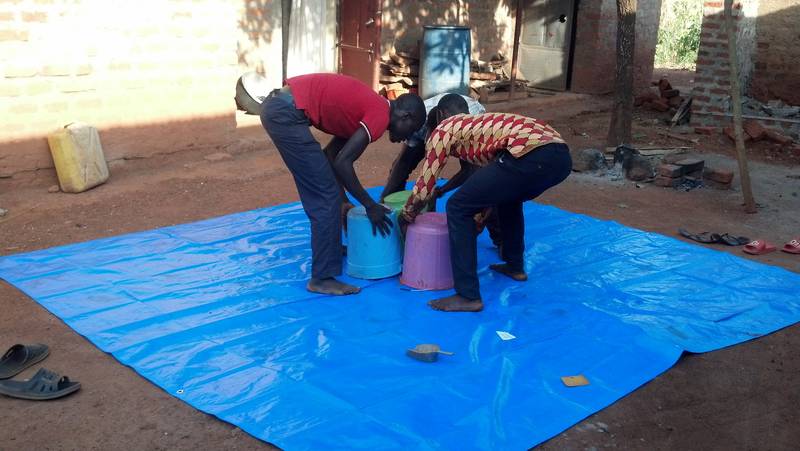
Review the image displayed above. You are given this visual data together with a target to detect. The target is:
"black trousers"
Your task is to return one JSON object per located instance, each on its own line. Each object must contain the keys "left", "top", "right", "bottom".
{"left": 445, "top": 143, "right": 572, "bottom": 300}
{"left": 261, "top": 91, "right": 343, "bottom": 279}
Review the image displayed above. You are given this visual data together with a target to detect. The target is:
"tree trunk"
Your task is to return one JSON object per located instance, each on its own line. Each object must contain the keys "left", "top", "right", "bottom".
{"left": 607, "top": 0, "right": 637, "bottom": 147}
{"left": 508, "top": 0, "right": 524, "bottom": 100}
{"left": 724, "top": 0, "right": 757, "bottom": 213}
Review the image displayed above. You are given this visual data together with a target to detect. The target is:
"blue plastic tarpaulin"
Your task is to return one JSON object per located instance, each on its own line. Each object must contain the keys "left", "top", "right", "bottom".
{"left": 2, "top": 189, "right": 799, "bottom": 450}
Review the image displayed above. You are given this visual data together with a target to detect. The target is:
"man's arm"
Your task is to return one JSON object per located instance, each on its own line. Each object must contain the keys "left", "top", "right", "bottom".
{"left": 331, "top": 127, "right": 392, "bottom": 236}
{"left": 380, "top": 142, "right": 426, "bottom": 201}
{"left": 401, "top": 130, "right": 452, "bottom": 222}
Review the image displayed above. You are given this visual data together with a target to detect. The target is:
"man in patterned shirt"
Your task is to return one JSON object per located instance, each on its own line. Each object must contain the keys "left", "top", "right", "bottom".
{"left": 379, "top": 93, "right": 485, "bottom": 200}
{"left": 379, "top": 94, "right": 504, "bottom": 250}
{"left": 400, "top": 112, "right": 572, "bottom": 312}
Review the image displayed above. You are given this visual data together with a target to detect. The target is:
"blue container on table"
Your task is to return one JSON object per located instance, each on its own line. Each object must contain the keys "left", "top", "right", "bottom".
{"left": 420, "top": 25, "right": 471, "bottom": 98}
{"left": 346, "top": 206, "right": 403, "bottom": 280}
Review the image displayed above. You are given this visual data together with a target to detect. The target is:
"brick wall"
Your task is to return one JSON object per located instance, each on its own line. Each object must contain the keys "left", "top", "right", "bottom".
{"left": 1, "top": 0, "right": 282, "bottom": 177}
{"left": 749, "top": 0, "right": 800, "bottom": 105}
{"left": 571, "top": 0, "right": 663, "bottom": 94}
{"left": 691, "top": 0, "right": 799, "bottom": 138}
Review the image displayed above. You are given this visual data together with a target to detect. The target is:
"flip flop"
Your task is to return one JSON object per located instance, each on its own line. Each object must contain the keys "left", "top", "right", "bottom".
{"left": 719, "top": 233, "right": 751, "bottom": 246}
{"left": 0, "top": 344, "right": 50, "bottom": 380}
{"left": 782, "top": 239, "right": 800, "bottom": 254}
{"left": 743, "top": 239, "right": 777, "bottom": 255}
{"left": 0, "top": 368, "right": 81, "bottom": 400}
{"left": 678, "top": 228, "right": 721, "bottom": 244}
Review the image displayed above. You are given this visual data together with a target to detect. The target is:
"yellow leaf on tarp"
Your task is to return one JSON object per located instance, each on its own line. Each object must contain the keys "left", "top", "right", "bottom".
{"left": 561, "top": 375, "right": 590, "bottom": 387}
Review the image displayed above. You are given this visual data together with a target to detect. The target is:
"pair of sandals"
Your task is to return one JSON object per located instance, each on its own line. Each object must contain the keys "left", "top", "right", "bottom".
{"left": 0, "top": 344, "right": 81, "bottom": 400}
{"left": 743, "top": 238, "right": 800, "bottom": 256}
{"left": 678, "top": 229, "right": 751, "bottom": 246}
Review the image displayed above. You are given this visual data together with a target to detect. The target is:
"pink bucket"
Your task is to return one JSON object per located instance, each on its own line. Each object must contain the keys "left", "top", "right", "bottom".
{"left": 400, "top": 212, "right": 454, "bottom": 290}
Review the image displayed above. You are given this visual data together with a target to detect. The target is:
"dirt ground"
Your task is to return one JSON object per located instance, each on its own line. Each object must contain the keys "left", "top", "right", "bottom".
{"left": 1, "top": 70, "right": 799, "bottom": 450}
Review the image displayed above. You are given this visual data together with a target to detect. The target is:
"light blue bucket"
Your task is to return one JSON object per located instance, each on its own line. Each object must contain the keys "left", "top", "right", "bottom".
{"left": 346, "top": 206, "right": 403, "bottom": 280}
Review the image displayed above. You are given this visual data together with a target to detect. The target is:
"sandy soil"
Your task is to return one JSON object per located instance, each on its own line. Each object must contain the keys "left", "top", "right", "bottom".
{"left": 1, "top": 75, "right": 798, "bottom": 450}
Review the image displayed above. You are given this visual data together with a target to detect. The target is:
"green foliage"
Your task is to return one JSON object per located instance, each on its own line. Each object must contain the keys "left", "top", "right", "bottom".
{"left": 655, "top": 0, "right": 703, "bottom": 69}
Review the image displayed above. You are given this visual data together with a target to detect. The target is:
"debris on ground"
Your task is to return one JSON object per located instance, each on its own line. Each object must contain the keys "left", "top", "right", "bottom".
{"left": 571, "top": 148, "right": 606, "bottom": 172}
{"left": 48, "top": 185, "right": 60, "bottom": 193}
{"left": 636, "top": 78, "right": 690, "bottom": 123}
{"left": 0, "top": 208, "right": 7, "bottom": 218}
{"left": 612, "top": 145, "right": 654, "bottom": 182}
{"left": 743, "top": 97, "right": 800, "bottom": 119}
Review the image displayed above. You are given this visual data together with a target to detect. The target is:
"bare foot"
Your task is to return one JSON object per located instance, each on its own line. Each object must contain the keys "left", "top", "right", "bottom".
{"left": 489, "top": 263, "right": 528, "bottom": 281}
{"left": 307, "top": 278, "right": 360, "bottom": 295}
{"left": 428, "top": 294, "right": 484, "bottom": 312}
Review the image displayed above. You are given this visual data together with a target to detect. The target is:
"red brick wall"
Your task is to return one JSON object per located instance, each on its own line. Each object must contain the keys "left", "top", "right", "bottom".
{"left": 571, "top": 0, "right": 663, "bottom": 94}
{"left": 0, "top": 0, "right": 282, "bottom": 177}
{"left": 749, "top": 0, "right": 800, "bottom": 106}
{"left": 691, "top": 0, "right": 798, "bottom": 137}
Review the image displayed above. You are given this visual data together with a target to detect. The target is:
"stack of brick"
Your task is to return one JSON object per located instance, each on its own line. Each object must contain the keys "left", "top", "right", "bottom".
{"left": 655, "top": 157, "right": 734, "bottom": 190}
{"left": 635, "top": 78, "right": 686, "bottom": 113}
{"left": 722, "top": 120, "right": 795, "bottom": 145}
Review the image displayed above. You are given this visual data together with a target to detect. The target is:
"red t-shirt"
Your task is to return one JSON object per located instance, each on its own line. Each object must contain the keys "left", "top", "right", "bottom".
{"left": 286, "top": 73, "right": 390, "bottom": 143}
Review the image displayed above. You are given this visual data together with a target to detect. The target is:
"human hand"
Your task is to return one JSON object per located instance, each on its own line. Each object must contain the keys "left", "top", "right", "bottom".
{"left": 366, "top": 203, "right": 392, "bottom": 237}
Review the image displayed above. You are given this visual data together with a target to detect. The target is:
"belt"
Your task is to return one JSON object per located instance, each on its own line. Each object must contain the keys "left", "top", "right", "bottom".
{"left": 270, "top": 86, "right": 295, "bottom": 106}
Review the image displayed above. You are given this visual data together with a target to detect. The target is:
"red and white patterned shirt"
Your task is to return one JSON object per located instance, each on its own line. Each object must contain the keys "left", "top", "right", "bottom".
{"left": 402, "top": 113, "right": 565, "bottom": 221}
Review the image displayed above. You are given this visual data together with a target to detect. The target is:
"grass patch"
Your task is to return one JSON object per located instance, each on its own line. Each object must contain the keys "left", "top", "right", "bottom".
{"left": 655, "top": 0, "right": 703, "bottom": 70}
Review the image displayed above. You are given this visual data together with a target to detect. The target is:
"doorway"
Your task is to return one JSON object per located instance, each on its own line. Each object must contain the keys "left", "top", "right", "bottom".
{"left": 517, "top": 0, "right": 577, "bottom": 91}
{"left": 338, "top": 0, "right": 382, "bottom": 90}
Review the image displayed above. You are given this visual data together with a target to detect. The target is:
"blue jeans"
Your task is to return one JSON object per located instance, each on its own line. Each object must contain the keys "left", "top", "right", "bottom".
{"left": 445, "top": 143, "right": 572, "bottom": 300}
{"left": 260, "top": 90, "right": 343, "bottom": 279}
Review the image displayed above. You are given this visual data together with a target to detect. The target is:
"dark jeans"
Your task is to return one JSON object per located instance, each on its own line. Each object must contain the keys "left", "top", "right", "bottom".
{"left": 446, "top": 143, "right": 572, "bottom": 300}
{"left": 260, "top": 90, "right": 343, "bottom": 279}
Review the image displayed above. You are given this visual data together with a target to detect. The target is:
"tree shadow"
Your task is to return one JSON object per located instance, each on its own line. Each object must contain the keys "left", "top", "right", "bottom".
{"left": 237, "top": 0, "right": 280, "bottom": 76}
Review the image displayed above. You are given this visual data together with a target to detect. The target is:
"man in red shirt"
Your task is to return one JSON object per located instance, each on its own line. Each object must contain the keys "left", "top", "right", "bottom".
{"left": 261, "top": 73, "right": 425, "bottom": 296}
{"left": 400, "top": 112, "right": 572, "bottom": 312}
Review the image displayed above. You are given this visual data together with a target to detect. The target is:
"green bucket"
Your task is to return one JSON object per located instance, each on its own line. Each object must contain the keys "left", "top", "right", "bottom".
{"left": 384, "top": 190, "right": 413, "bottom": 212}
{"left": 384, "top": 190, "right": 434, "bottom": 213}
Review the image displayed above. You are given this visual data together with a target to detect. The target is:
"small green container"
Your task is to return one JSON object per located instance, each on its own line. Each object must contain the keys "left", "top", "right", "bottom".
{"left": 384, "top": 190, "right": 434, "bottom": 213}
{"left": 384, "top": 190, "right": 413, "bottom": 212}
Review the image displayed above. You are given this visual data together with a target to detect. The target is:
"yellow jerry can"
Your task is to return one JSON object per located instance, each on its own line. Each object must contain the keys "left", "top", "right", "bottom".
{"left": 47, "top": 123, "right": 110, "bottom": 193}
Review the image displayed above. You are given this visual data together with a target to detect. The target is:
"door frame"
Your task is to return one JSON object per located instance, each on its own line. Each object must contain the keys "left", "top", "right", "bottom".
{"left": 337, "top": 0, "right": 382, "bottom": 91}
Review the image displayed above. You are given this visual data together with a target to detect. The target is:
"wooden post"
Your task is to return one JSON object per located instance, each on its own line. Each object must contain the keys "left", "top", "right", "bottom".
{"left": 508, "top": 0, "right": 523, "bottom": 101}
{"left": 724, "top": 0, "right": 757, "bottom": 213}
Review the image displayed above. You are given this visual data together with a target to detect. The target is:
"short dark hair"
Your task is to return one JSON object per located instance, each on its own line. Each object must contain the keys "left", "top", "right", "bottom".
{"left": 437, "top": 94, "right": 469, "bottom": 116}
{"left": 394, "top": 93, "right": 426, "bottom": 126}
{"left": 426, "top": 106, "right": 440, "bottom": 131}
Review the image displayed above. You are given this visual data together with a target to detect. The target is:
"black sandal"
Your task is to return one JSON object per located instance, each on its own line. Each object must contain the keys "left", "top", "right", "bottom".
{"left": 678, "top": 228, "right": 721, "bottom": 244}
{"left": 719, "top": 233, "right": 750, "bottom": 246}
{"left": 0, "top": 368, "right": 81, "bottom": 400}
{"left": 0, "top": 344, "right": 49, "bottom": 380}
